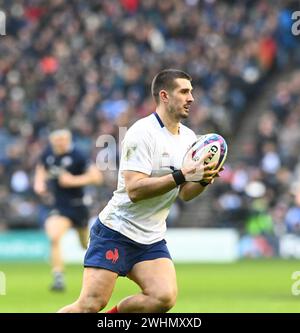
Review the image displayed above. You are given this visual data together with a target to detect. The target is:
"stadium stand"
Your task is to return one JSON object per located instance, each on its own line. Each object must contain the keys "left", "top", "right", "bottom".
{"left": 0, "top": 0, "right": 299, "bottom": 233}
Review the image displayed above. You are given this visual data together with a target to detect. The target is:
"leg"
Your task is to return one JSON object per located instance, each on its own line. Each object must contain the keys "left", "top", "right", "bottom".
{"left": 76, "top": 227, "right": 89, "bottom": 249}
{"left": 58, "top": 267, "right": 118, "bottom": 313}
{"left": 45, "top": 215, "right": 72, "bottom": 273}
{"left": 117, "top": 258, "right": 177, "bottom": 313}
{"left": 73, "top": 205, "right": 89, "bottom": 249}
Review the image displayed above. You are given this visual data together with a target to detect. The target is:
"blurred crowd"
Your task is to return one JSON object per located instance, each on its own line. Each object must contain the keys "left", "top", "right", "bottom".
{"left": 214, "top": 70, "right": 300, "bottom": 255}
{"left": 0, "top": 0, "right": 299, "bottom": 230}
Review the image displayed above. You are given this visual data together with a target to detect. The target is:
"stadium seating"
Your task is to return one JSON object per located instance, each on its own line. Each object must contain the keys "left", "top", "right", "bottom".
{"left": 0, "top": 0, "right": 299, "bottom": 233}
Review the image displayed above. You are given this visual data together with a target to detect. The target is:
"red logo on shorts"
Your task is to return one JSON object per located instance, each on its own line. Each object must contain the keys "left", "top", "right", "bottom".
{"left": 105, "top": 248, "right": 119, "bottom": 264}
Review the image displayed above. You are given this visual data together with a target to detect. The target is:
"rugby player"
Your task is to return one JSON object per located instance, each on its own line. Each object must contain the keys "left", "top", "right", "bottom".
{"left": 58, "top": 69, "right": 221, "bottom": 312}
{"left": 34, "top": 129, "right": 103, "bottom": 291}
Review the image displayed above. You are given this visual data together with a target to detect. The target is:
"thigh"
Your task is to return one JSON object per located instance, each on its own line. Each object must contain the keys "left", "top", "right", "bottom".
{"left": 84, "top": 219, "right": 129, "bottom": 276}
{"left": 70, "top": 205, "right": 89, "bottom": 228}
{"left": 76, "top": 227, "right": 89, "bottom": 248}
{"left": 45, "top": 215, "right": 72, "bottom": 239}
{"left": 127, "top": 258, "right": 177, "bottom": 297}
{"left": 78, "top": 267, "right": 118, "bottom": 306}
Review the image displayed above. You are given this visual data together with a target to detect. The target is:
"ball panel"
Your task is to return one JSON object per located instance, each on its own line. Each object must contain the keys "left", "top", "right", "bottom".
{"left": 188, "top": 133, "right": 228, "bottom": 170}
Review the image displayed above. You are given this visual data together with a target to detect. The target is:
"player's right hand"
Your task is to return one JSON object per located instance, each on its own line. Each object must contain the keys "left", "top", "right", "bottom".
{"left": 181, "top": 151, "right": 219, "bottom": 182}
{"left": 34, "top": 182, "right": 48, "bottom": 196}
{"left": 58, "top": 171, "right": 75, "bottom": 187}
{"left": 87, "top": 164, "right": 103, "bottom": 185}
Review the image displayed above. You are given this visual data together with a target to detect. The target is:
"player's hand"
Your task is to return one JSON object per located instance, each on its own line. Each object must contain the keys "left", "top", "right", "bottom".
{"left": 214, "top": 167, "right": 224, "bottom": 178}
{"left": 87, "top": 165, "right": 103, "bottom": 185}
{"left": 181, "top": 150, "right": 219, "bottom": 182}
{"left": 34, "top": 182, "right": 48, "bottom": 196}
{"left": 201, "top": 166, "right": 225, "bottom": 185}
{"left": 58, "top": 172, "right": 76, "bottom": 187}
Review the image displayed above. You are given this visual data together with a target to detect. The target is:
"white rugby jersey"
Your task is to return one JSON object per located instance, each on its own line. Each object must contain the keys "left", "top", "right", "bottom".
{"left": 99, "top": 112, "right": 197, "bottom": 244}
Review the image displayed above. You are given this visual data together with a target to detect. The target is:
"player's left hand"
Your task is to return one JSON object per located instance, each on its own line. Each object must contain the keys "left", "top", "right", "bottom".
{"left": 212, "top": 167, "right": 225, "bottom": 183}
{"left": 214, "top": 167, "right": 224, "bottom": 179}
{"left": 201, "top": 167, "right": 225, "bottom": 185}
{"left": 58, "top": 172, "right": 76, "bottom": 187}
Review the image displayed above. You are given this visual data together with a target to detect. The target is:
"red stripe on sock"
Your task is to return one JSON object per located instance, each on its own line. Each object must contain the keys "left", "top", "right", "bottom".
{"left": 105, "top": 306, "right": 118, "bottom": 313}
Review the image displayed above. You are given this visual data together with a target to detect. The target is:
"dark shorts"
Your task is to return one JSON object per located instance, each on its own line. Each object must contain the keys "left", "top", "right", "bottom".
{"left": 48, "top": 205, "right": 89, "bottom": 228}
{"left": 84, "top": 218, "right": 172, "bottom": 276}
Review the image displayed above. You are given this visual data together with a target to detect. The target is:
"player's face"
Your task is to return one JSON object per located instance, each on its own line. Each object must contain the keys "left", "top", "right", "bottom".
{"left": 168, "top": 78, "right": 194, "bottom": 119}
{"left": 50, "top": 134, "right": 71, "bottom": 155}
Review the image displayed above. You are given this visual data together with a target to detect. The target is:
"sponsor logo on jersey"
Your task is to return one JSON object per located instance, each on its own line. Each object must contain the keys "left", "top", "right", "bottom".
{"left": 105, "top": 248, "right": 119, "bottom": 263}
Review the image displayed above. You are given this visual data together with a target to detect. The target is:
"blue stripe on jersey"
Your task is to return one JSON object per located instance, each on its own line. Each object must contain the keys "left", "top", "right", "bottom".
{"left": 154, "top": 112, "right": 164, "bottom": 128}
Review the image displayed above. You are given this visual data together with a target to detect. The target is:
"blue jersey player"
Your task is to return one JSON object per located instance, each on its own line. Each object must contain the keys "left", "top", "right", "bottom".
{"left": 34, "top": 129, "right": 103, "bottom": 291}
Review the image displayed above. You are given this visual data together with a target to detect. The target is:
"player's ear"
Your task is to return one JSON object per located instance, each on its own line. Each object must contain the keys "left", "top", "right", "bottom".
{"left": 159, "top": 90, "right": 169, "bottom": 103}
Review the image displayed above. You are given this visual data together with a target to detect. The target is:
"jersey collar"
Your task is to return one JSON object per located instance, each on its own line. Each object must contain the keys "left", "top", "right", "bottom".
{"left": 153, "top": 112, "right": 180, "bottom": 135}
{"left": 154, "top": 112, "right": 164, "bottom": 128}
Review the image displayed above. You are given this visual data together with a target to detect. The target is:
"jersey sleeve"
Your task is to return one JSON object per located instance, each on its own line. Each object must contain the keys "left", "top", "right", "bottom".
{"left": 120, "top": 128, "right": 153, "bottom": 175}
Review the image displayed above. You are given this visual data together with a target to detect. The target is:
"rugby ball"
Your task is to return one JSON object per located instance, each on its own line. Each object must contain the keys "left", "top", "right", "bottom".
{"left": 188, "top": 133, "right": 228, "bottom": 170}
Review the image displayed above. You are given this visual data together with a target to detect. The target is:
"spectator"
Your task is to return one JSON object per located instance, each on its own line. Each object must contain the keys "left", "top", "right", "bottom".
{"left": 0, "top": 0, "right": 299, "bottom": 229}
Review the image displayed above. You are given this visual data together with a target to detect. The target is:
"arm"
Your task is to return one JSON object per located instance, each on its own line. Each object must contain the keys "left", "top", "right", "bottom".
{"left": 178, "top": 167, "right": 224, "bottom": 201}
{"left": 178, "top": 182, "right": 206, "bottom": 201}
{"left": 121, "top": 127, "right": 218, "bottom": 202}
{"left": 124, "top": 150, "right": 221, "bottom": 202}
{"left": 33, "top": 164, "right": 48, "bottom": 195}
{"left": 124, "top": 170, "right": 178, "bottom": 203}
{"left": 124, "top": 164, "right": 221, "bottom": 203}
{"left": 58, "top": 164, "right": 103, "bottom": 188}
{"left": 125, "top": 170, "right": 207, "bottom": 202}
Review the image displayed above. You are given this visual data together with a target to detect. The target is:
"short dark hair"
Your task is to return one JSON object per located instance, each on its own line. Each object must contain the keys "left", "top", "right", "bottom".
{"left": 151, "top": 69, "right": 192, "bottom": 104}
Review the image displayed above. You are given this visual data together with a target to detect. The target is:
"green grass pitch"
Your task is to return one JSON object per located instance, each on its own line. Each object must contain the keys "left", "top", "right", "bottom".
{"left": 1, "top": 259, "right": 300, "bottom": 312}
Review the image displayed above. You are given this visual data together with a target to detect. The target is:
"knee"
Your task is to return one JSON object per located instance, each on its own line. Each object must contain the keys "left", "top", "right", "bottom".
{"left": 151, "top": 288, "right": 177, "bottom": 312}
{"left": 48, "top": 234, "right": 61, "bottom": 245}
{"left": 77, "top": 296, "right": 108, "bottom": 313}
{"left": 46, "top": 226, "right": 61, "bottom": 244}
